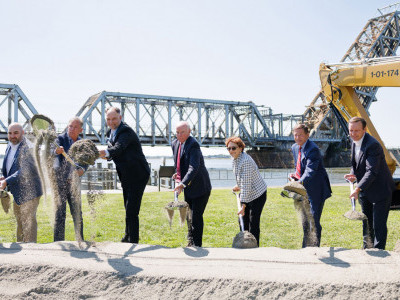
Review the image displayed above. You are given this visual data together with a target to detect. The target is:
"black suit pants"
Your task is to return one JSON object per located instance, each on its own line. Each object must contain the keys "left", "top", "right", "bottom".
{"left": 185, "top": 191, "right": 210, "bottom": 247}
{"left": 54, "top": 178, "right": 84, "bottom": 242}
{"left": 302, "top": 197, "right": 325, "bottom": 248}
{"left": 241, "top": 191, "right": 267, "bottom": 246}
{"left": 121, "top": 175, "right": 149, "bottom": 244}
{"left": 359, "top": 194, "right": 391, "bottom": 250}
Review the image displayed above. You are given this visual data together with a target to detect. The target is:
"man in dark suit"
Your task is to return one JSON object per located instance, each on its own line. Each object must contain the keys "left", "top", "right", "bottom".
{"left": 54, "top": 117, "right": 86, "bottom": 242}
{"left": 344, "top": 117, "right": 395, "bottom": 250}
{"left": 0, "top": 123, "right": 42, "bottom": 242}
{"left": 99, "top": 107, "right": 150, "bottom": 244}
{"left": 172, "top": 121, "right": 212, "bottom": 247}
{"left": 290, "top": 123, "right": 331, "bottom": 247}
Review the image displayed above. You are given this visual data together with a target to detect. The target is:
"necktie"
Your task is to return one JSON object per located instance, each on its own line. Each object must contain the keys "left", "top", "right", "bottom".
{"left": 176, "top": 143, "right": 182, "bottom": 182}
{"left": 295, "top": 146, "right": 302, "bottom": 180}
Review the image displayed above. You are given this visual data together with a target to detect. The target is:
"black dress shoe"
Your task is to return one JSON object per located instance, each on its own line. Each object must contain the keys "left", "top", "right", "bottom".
{"left": 121, "top": 235, "right": 130, "bottom": 243}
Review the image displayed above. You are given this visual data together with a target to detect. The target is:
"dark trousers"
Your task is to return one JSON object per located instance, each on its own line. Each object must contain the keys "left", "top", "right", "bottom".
{"left": 54, "top": 180, "right": 84, "bottom": 242}
{"left": 241, "top": 191, "right": 267, "bottom": 246}
{"left": 121, "top": 175, "right": 149, "bottom": 244}
{"left": 302, "top": 197, "right": 325, "bottom": 248}
{"left": 359, "top": 194, "right": 391, "bottom": 250}
{"left": 185, "top": 191, "right": 210, "bottom": 247}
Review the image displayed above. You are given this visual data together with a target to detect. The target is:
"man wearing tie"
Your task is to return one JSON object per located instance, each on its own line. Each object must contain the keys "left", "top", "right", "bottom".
{"left": 99, "top": 107, "right": 150, "bottom": 243}
{"left": 344, "top": 117, "right": 395, "bottom": 249}
{"left": 0, "top": 123, "right": 42, "bottom": 242}
{"left": 290, "top": 123, "right": 331, "bottom": 247}
{"left": 172, "top": 121, "right": 211, "bottom": 247}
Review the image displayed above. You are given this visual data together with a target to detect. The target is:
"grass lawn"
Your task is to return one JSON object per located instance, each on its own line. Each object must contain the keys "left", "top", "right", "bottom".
{"left": 0, "top": 186, "right": 399, "bottom": 250}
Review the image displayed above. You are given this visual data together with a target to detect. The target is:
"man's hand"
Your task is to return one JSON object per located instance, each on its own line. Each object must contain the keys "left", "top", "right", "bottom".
{"left": 55, "top": 146, "right": 65, "bottom": 155}
{"left": 344, "top": 174, "right": 356, "bottom": 183}
{"left": 172, "top": 173, "right": 177, "bottom": 180}
{"left": 99, "top": 150, "right": 107, "bottom": 159}
{"left": 350, "top": 187, "right": 361, "bottom": 200}
{"left": 0, "top": 180, "right": 7, "bottom": 190}
{"left": 174, "top": 183, "right": 184, "bottom": 195}
{"left": 76, "top": 168, "right": 84, "bottom": 177}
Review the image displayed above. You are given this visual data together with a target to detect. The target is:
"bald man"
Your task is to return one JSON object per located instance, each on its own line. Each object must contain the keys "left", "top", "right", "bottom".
{"left": 99, "top": 107, "right": 150, "bottom": 244}
{"left": 172, "top": 121, "right": 211, "bottom": 247}
{"left": 0, "top": 123, "right": 43, "bottom": 242}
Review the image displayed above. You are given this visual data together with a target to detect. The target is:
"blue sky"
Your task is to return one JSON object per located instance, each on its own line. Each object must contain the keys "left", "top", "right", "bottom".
{"left": 1, "top": 0, "right": 399, "bottom": 147}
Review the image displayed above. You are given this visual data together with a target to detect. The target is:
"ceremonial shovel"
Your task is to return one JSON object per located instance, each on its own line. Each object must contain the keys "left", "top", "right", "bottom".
{"left": 231, "top": 192, "right": 258, "bottom": 248}
{"left": 164, "top": 191, "right": 189, "bottom": 227}
{"left": 344, "top": 180, "right": 367, "bottom": 221}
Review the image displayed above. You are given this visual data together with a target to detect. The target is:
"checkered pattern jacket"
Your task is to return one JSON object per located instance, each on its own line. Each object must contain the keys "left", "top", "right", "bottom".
{"left": 232, "top": 152, "right": 267, "bottom": 203}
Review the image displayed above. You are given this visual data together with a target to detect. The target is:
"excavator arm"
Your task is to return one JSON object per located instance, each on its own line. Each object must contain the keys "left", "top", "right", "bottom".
{"left": 319, "top": 56, "right": 400, "bottom": 174}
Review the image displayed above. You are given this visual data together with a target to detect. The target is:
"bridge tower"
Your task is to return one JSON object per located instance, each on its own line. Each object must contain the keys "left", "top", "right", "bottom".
{"left": 305, "top": 5, "right": 400, "bottom": 141}
{"left": 0, "top": 84, "right": 39, "bottom": 141}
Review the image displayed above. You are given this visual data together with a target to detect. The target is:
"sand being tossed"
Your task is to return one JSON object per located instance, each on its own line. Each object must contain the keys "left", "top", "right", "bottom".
{"left": 1, "top": 242, "right": 400, "bottom": 299}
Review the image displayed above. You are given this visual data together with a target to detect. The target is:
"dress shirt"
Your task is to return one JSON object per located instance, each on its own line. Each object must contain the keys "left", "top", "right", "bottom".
{"left": 6, "top": 142, "right": 21, "bottom": 174}
{"left": 353, "top": 134, "right": 365, "bottom": 162}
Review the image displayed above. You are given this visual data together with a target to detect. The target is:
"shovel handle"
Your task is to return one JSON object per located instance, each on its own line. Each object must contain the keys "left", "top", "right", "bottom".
{"left": 351, "top": 197, "right": 356, "bottom": 211}
{"left": 53, "top": 141, "right": 81, "bottom": 169}
{"left": 233, "top": 192, "right": 245, "bottom": 232}
{"left": 174, "top": 191, "right": 179, "bottom": 202}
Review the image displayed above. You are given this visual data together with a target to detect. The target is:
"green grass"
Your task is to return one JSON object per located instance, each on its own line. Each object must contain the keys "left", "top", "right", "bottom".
{"left": 1, "top": 186, "right": 400, "bottom": 250}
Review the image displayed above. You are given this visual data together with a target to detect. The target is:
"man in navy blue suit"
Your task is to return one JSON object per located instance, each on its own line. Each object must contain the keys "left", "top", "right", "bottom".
{"left": 290, "top": 123, "right": 331, "bottom": 247}
{"left": 54, "top": 117, "right": 86, "bottom": 242}
{"left": 99, "top": 107, "right": 150, "bottom": 244}
{"left": 0, "top": 123, "right": 42, "bottom": 242}
{"left": 344, "top": 117, "right": 395, "bottom": 249}
{"left": 172, "top": 121, "right": 212, "bottom": 247}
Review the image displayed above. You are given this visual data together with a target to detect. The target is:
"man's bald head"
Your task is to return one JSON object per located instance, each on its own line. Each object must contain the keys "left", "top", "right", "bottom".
{"left": 175, "top": 121, "right": 191, "bottom": 143}
{"left": 8, "top": 123, "right": 24, "bottom": 145}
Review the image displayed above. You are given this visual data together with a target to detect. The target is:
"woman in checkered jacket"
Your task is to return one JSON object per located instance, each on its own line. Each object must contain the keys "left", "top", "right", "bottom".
{"left": 226, "top": 136, "right": 267, "bottom": 246}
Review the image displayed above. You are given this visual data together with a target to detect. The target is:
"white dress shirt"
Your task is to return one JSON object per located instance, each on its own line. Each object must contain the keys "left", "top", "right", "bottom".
{"left": 6, "top": 142, "right": 21, "bottom": 174}
{"left": 354, "top": 134, "right": 365, "bottom": 162}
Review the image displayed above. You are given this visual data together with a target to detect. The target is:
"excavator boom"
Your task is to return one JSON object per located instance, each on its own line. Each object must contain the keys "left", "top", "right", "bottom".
{"left": 319, "top": 56, "right": 400, "bottom": 174}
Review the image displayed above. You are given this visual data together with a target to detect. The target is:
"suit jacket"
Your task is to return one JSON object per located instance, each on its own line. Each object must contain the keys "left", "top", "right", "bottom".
{"left": 106, "top": 122, "right": 150, "bottom": 184}
{"left": 292, "top": 139, "right": 331, "bottom": 204}
{"left": 172, "top": 136, "right": 211, "bottom": 199}
{"left": 55, "top": 132, "right": 87, "bottom": 180}
{"left": 2, "top": 138, "right": 43, "bottom": 205}
{"left": 351, "top": 133, "right": 395, "bottom": 203}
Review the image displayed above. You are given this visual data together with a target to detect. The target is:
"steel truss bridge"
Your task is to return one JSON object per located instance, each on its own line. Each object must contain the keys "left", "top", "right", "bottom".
{"left": 306, "top": 5, "right": 400, "bottom": 140}
{"left": 1, "top": 5, "right": 399, "bottom": 150}
{"left": 0, "top": 84, "right": 38, "bottom": 140}
{"left": 75, "top": 91, "right": 305, "bottom": 147}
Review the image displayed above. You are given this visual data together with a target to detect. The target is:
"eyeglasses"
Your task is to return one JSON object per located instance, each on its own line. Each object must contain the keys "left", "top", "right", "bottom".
{"left": 227, "top": 147, "right": 237, "bottom": 151}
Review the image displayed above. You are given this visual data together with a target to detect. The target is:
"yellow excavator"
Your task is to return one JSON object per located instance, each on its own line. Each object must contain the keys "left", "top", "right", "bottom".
{"left": 319, "top": 55, "right": 400, "bottom": 206}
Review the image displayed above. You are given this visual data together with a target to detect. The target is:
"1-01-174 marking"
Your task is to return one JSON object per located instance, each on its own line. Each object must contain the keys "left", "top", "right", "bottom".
{"left": 370, "top": 69, "right": 399, "bottom": 78}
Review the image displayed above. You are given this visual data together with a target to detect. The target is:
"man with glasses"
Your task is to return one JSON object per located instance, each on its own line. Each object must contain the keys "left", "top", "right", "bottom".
{"left": 172, "top": 121, "right": 211, "bottom": 247}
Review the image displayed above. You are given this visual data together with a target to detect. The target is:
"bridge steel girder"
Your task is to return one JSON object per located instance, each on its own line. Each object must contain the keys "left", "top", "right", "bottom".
{"left": 0, "top": 84, "right": 39, "bottom": 141}
{"left": 76, "top": 91, "right": 283, "bottom": 147}
{"left": 305, "top": 10, "right": 400, "bottom": 140}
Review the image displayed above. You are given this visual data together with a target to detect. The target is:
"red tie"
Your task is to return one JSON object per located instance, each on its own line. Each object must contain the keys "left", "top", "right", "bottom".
{"left": 176, "top": 143, "right": 182, "bottom": 182}
{"left": 295, "top": 146, "right": 302, "bottom": 180}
